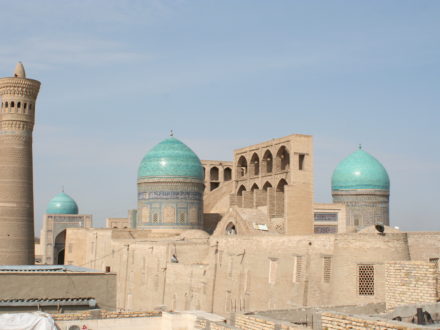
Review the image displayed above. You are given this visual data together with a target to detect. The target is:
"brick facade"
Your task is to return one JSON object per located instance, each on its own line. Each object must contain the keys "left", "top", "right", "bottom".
{"left": 385, "top": 261, "right": 438, "bottom": 309}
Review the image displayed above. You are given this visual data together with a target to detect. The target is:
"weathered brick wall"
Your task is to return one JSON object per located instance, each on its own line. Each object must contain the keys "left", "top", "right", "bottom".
{"left": 233, "top": 313, "right": 307, "bottom": 330}
{"left": 385, "top": 261, "right": 437, "bottom": 309}
{"left": 242, "top": 191, "right": 254, "bottom": 208}
{"left": 254, "top": 190, "right": 267, "bottom": 207}
{"left": 321, "top": 311, "right": 425, "bottom": 330}
{"left": 230, "top": 194, "right": 241, "bottom": 207}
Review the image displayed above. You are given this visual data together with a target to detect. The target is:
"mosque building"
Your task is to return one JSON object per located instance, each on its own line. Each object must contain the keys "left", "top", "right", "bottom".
{"left": 3, "top": 63, "right": 440, "bottom": 322}
{"left": 136, "top": 135, "right": 205, "bottom": 231}
{"left": 331, "top": 146, "right": 390, "bottom": 231}
{"left": 39, "top": 191, "right": 92, "bottom": 265}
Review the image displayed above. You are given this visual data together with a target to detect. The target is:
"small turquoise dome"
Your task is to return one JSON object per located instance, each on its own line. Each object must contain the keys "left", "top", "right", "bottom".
{"left": 46, "top": 192, "right": 79, "bottom": 214}
{"left": 138, "top": 137, "right": 204, "bottom": 180}
{"left": 332, "top": 148, "right": 390, "bottom": 191}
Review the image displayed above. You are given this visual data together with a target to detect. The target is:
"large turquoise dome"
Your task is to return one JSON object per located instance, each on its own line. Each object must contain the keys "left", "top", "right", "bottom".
{"left": 46, "top": 192, "right": 79, "bottom": 214}
{"left": 331, "top": 148, "right": 390, "bottom": 191}
{"left": 138, "top": 137, "right": 204, "bottom": 180}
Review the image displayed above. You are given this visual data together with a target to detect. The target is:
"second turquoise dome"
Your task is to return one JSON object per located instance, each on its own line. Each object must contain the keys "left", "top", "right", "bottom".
{"left": 138, "top": 137, "right": 204, "bottom": 180}
{"left": 331, "top": 149, "right": 390, "bottom": 191}
{"left": 46, "top": 192, "right": 79, "bottom": 214}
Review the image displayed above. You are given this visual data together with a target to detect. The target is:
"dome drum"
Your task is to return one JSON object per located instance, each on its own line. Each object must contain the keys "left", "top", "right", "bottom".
{"left": 137, "top": 181, "right": 203, "bottom": 229}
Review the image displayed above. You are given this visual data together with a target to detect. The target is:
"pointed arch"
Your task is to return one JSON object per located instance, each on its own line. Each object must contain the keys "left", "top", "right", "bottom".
{"left": 251, "top": 183, "right": 259, "bottom": 191}
{"left": 250, "top": 153, "right": 260, "bottom": 176}
{"left": 262, "top": 150, "right": 273, "bottom": 174}
{"left": 54, "top": 229, "right": 67, "bottom": 265}
{"left": 226, "top": 222, "right": 237, "bottom": 235}
{"left": 210, "top": 166, "right": 219, "bottom": 181}
{"left": 276, "top": 179, "right": 288, "bottom": 192}
{"left": 263, "top": 181, "right": 273, "bottom": 191}
{"left": 275, "top": 179, "right": 288, "bottom": 216}
{"left": 275, "top": 146, "right": 290, "bottom": 172}
{"left": 237, "top": 156, "right": 248, "bottom": 178}
{"left": 237, "top": 185, "right": 246, "bottom": 196}
{"left": 224, "top": 167, "right": 232, "bottom": 181}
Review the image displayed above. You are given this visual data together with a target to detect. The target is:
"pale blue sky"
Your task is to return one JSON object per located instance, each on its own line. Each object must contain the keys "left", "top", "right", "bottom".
{"left": 0, "top": 1, "right": 439, "bottom": 232}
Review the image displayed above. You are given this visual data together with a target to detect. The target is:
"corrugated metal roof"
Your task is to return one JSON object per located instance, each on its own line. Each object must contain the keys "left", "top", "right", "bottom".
{"left": 0, "top": 265, "right": 101, "bottom": 273}
{"left": 0, "top": 297, "right": 96, "bottom": 307}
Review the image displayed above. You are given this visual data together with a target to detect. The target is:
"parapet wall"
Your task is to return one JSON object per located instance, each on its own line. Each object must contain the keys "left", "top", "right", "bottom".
{"left": 321, "top": 311, "right": 428, "bottom": 329}
{"left": 232, "top": 313, "right": 308, "bottom": 329}
{"left": 385, "top": 261, "right": 438, "bottom": 310}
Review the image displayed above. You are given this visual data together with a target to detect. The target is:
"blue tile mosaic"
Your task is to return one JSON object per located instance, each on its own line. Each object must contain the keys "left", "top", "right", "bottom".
{"left": 331, "top": 149, "right": 390, "bottom": 191}
{"left": 138, "top": 137, "right": 204, "bottom": 180}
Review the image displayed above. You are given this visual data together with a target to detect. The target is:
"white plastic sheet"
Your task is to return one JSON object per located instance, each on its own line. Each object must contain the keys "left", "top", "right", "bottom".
{"left": 0, "top": 312, "right": 56, "bottom": 330}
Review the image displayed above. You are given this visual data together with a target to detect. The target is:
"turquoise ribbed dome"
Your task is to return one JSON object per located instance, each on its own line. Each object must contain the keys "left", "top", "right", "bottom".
{"left": 138, "top": 137, "right": 204, "bottom": 180}
{"left": 46, "top": 192, "right": 79, "bottom": 214}
{"left": 332, "top": 149, "right": 390, "bottom": 191}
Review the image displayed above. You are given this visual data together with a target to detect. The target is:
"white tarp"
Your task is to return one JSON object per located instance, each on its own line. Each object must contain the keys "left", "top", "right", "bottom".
{"left": 0, "top": 312, "right": 56, "bottom": 330}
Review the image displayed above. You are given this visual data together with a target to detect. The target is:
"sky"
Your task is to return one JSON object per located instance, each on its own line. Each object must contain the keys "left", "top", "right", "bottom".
{"left": 0, "top": 0, "right": 438, "bottom": 232}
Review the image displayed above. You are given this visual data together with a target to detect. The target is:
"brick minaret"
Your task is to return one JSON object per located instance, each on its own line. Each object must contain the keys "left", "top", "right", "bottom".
{"left": 0, "top": 63, "right": 41, "bottom": 264}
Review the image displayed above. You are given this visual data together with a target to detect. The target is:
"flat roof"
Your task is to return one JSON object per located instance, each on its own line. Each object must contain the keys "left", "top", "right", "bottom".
{"left": 0, "top": 265, "right": 101, "bottom": 273}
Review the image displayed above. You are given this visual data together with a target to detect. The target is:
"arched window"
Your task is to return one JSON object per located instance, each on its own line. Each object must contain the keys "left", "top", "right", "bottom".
{"left": 237, "top": 185, "right": 246, "bottom": 196}
{"left": 24, "top": 103, "right": 27, "bottom": 110}
{"left": 237, "top": 156, "right": 248, "bottom": 178}
{"left": 226, "top": 222, "right": 237, "bottom": 235}
{"left": 276, "top": 179, "right": 288, "bottom": 192}
{"left": 224, "top": 167, "right": 232, "bottom": 181}
{"left": 250, "top": 153, "right": 260, "bottom": 176}
{"left": 210, "top": 167, "right": 219, "bottom": 181}
{"left": 203, "top": 167, "right": 206, "bottom": 180}
{"left": 17, "top": 102, "right": 21, "bottom": 108}
{"left": 263, "top": 181, "right": 273, "bottom": 191}
{"left": 275, "top": 146, "right": 290, "bottom": 172}
{"left": 4, "top": 102, "right": 8, "bottom": 108}
{"left": 29, "top": 104, "right": 32, "bottom": 110}
{"left": 10, "top": 101, "right": 14, "bottom": 108}
{"left": 251, "top": 183, "right": 259, "bottom": 191}
{"left": 262, "top": 150, "right": 273, "bottom": 174}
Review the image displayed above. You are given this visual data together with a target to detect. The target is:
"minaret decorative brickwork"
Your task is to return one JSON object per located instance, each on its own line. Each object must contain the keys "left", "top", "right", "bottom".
{"left": 0, "top": 63, "right": 41, "bottom": 264}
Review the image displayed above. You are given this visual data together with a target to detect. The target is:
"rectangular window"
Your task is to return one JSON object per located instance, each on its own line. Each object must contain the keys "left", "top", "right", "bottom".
{"left": 314, "top": 212, "right": 338, "bottom": 222}
{"left": 323, "top": 256, "right": 332, "bottom": 283}
{"left": 293, "top": 256, "right": 303, "bottom": 283}
{"left": 358, "top": 264, "right": 374, "bottom": 296}
{"left": 298, "top": 154, "right": 305, "bottom": 170}
{"left": 268, "top": 259, "right": 278, "bottom": 284}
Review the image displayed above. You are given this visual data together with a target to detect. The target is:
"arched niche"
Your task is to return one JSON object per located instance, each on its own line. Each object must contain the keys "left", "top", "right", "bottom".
{"left": 275, "top": 146, "right": 290, "bottom": 172}
{"left": 237, "top": 156, "right": 248, "bottom": 178}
